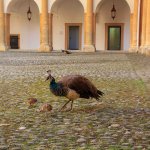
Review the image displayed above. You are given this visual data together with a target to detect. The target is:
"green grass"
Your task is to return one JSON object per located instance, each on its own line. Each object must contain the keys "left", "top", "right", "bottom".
{"left": 0, "top": 77, "right": 149, "bottom": 149}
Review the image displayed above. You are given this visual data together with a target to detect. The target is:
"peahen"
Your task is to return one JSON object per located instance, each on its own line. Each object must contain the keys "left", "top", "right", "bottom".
{"left": 46, "top": 70, "right": 104, "bottom": 111}
{"left": 61, "top": 49, "right": 72, "bottom": 54}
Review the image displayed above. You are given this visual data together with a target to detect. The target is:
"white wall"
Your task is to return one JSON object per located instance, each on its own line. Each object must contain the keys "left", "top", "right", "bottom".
{"left": 94, "top": 0, "right": 134, "bottom": 13}
{"left": 4, "top": 0, "right": 41, "bottom": 13}
{"left": 96, "top": 0, "right": 130, "bottom": 50}
{"left": 8, "top": 0, "right": 40, "bottom": 50}
{"left": 51, "top": 0, "right": 84, "bottom": 50}
{"left": 49, "top": 0, "right": 86, "bottom": 12}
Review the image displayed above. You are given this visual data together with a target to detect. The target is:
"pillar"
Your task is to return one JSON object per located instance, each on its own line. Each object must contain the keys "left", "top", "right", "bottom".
{"left": 83, "top": 0, "right": 95, "bottom": 52}
{"left": 0, "top": 0, "right": 7, "bottom": 51}
{"left": 49, "top": 13, "right": 53, "bottom": 51}
{"left": 130, "top": 13, "right": 133, "bottom": 51}
{"left": 5, "top": 13, "right": 10, "bottom": 49}
{"left": 129, "top": 0, "right": 139, "bottom": 52}
{"left": 39, "top": 0, "right": 52, "bottom": 52}
{"left": 93, "top": 13, "right": 96, "bottom": 48}
{"left": 139, "top": 0, "right": 147, "bottom": 54}
{"left": 145, "top": 0, "right": 150, "bottom": 55}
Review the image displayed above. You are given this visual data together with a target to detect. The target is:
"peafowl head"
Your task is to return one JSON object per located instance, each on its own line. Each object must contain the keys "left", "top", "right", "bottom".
{"left": 46, "top": 70, "right": 55, "bottom": 83}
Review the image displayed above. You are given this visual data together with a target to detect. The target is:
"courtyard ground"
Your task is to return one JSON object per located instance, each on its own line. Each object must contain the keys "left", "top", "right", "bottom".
{"left": 0, "top": 51, "right": 150, "bottom": 150}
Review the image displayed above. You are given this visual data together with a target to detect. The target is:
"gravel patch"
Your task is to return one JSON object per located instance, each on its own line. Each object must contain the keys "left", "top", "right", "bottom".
{"left": 0, "top": 51, "right": 149, "bottom": 149}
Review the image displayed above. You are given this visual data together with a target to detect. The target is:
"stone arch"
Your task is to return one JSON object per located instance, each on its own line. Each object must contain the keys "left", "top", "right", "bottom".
{"left": 49, "top": 0, "right": 85, "bottom": 13}
{"left": 6, "top": 0, "right": 40, "bottom": 50}
{"left": 94, "top": 0, "right": 133, "bottom": 13}
{"left": 95, "top": 0, "right": 131, "bottom": 51}
{"left": 5, "top": 0, "right": 40, "bottom": 13}
{"left": 49, "top": 0, "right": 85, "bottom": 50}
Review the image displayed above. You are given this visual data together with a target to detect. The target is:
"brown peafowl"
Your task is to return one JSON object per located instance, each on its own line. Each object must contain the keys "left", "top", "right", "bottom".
{"left": 46, "top": 70, "right": 104, "bottom": 111}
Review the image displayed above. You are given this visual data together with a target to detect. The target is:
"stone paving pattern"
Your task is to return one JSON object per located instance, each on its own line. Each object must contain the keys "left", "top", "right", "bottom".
{"left": 0, "top": 51, "right": 150, "bottom": 150}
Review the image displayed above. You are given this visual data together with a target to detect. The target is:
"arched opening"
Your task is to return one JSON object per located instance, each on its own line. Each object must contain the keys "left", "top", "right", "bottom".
{"left": 95, "top": 0, "right": 130, "bottom": 51}
{"left": 51, "top": 0, "right": 84, "bottom": 50}
{"left": 7, "top": 0, "right": 40, "bottom": 51}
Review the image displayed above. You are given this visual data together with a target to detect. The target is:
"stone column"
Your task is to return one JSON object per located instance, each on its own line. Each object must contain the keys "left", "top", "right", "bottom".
{"left": 140, "top": 0, "right": 147, "bottom": 54}
{"left": 0, "top": 0, "right": 7, "bottom": 51}
{"left": 93, "top": 13, "right": 96, "bottom": 48}
{"left": 40, "top": 14, "right": 42, "bottom": 44}
{"left": 145, "top": 0, "right": 150, "bottom": 55}
{"left": 49, "top": 13, "right": 53, "bottom": 51}
{"left": 5, "top": 13, "right": 10, "bottom": 49}
{"left": 83, "top": 0, "right": 95, "bottom": 52}
{"left": 130, "top": 13, "right": 133, "bottom": 51}
{"left": 129, "top": 0, "right": 139, "bottom": 52}
{"left": 39, "top": 0, "right": 51, "bottom": 52}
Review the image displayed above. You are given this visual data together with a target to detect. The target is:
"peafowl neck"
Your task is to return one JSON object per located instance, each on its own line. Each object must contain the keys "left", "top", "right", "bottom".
{"left": 49, "top": 78, "right": 67, "bottom": 97}
{"left": 50, "top": 79, "right": 58, "bottom": 89}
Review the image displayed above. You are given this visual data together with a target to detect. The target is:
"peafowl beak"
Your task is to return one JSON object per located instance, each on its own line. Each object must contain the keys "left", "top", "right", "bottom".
{"left": 45, "top": 75, "right": 50, "bottom": 81}
{"left": 46, "top": 70, "right": 52, "bottom": 81}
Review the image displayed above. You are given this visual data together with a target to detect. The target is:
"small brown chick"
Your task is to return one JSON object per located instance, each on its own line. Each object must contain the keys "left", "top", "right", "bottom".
{"left": 39, "top": 103, "right": 53, "bottom": 112}
{"left": 27, "top": 98, "right": 37, "bottom": 106}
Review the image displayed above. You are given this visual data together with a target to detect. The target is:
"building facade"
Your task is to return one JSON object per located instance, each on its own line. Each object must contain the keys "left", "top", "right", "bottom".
{"left": 0, "top": 0, "right": 149, "bottom": 55}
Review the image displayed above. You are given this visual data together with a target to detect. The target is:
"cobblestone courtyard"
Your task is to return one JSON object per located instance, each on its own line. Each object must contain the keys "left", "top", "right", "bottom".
{"left": 0, "top": 51, "right": 150, "bottom": 150}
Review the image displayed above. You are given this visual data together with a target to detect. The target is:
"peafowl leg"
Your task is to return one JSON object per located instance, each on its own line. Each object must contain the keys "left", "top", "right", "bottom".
{"left": 66, "top": 100, "right": 74, "bottom": 111}
{"left": 60, "top": 100, "right": 71, "bottom": 111}
{"left": 69, "top": 100, "right": 74, "bottom": 111}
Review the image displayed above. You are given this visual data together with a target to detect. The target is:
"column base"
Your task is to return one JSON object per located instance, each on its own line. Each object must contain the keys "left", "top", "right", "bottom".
{"left": 139, "top": 46, "right": 147, "bottom": 54}
{"left": 39, "top": 44, "right": 52, "bottom": 52}
{"left": 129, "top": 46, "right": 138, "bottom": 53}
{"left": 0, "top": 45, "right": 7, "bottom": 51}
{"left": 5, "top": 45, "right": 11, "bottom": 50}
{"left": 139, "top": 46, "right": 143, "bottom": 54}
{"left": 144, "top": 46, "right": 150, "bottom": 56}
{"left": 83, "top": 45, "right": 96, "bottom": 52}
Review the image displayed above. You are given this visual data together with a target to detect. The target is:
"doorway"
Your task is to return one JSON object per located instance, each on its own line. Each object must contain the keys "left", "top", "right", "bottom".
{"left": 69, "top": 26, "right": 79, "bottom": 50}
{"left": 108, "top": 26, "right": 121, "bottom": 50}
{"left": 65, "top": 23, "right": 82, "bottom": 50}
{"left": 10, "top": 35, "right": 20, "bottom": 49}
{"left": 105, "top": 23, "right": 124, "bottom": 50}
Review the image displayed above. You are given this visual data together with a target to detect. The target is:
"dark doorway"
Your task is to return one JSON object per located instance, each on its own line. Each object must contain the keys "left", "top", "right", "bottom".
{"left": 108, "top": 26, "right": 121, "bottom": 50}
{"left": 10, "top": 35, "right": 19, "bottom": 49}
{"left": 69, "top": 26, "right": 79, "bottom": 50}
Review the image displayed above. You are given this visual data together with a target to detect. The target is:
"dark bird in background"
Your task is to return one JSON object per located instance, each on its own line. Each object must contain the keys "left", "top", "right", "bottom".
{"left": 46, "top": 70, "right": 104, "bottom": 111}
{"left": 61, "top": 49, "right": 72, "bottom": 54}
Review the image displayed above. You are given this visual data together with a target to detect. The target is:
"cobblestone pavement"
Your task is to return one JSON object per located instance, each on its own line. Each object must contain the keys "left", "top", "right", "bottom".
{"left": 0, "top": 51, "right": 150, "bottom": 150}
